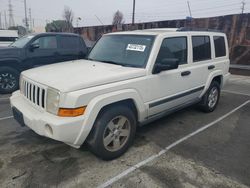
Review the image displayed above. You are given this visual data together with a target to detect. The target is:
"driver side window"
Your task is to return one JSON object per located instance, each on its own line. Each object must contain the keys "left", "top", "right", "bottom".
{"left": 32, "top": 36, "right": 57, "bottom": 49}
{"left": 156, "top": 37, "right": 187, "bottom": 65}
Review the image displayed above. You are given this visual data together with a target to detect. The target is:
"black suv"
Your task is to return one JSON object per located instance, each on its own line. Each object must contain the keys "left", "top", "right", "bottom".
{"left": 0, "top": 32, "right": 87, "bottom": 94}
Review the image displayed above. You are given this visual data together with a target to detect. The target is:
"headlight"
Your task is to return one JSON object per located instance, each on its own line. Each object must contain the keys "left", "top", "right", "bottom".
{"left": 46, "top": 88, "right": 60, "bottom": 115}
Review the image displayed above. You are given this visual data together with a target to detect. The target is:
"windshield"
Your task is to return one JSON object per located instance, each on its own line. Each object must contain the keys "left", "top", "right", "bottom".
{"left": 10, "top": 35, "right": 34, "bottom": 48}
{"left": 88, "top": 35, "right": 155, "bottom": 68}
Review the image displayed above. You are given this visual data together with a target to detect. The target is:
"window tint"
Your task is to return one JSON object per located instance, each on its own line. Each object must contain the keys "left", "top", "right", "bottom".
{"left": 192, "top": 36, "right": 211, "bottom": 62}
{"left": 156, "top": 37, "right": 187, "bottom": 65}
{"left": 32, "top": 36, "right": 57, "bottom": 49}
{"left": 60, "top": 36, "right": 79, "bottom": 49}
{"left": 214, "top": 36, "right": 226, "bottom": 57}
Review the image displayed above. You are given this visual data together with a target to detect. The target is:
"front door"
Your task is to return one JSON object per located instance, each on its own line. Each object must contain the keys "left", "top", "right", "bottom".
{"left": 147, "top": 36, "right": 203, "bottom": 117}
{"left": 26, "top": 35, "right": 59, "bottom": 68}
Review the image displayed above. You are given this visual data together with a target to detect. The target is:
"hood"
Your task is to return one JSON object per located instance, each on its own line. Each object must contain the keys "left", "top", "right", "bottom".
{"left": 22, "top": 60, "right": 147, "bottom": 92}
{"left": 0, "top": 47, "right": 22, "bottom": 58}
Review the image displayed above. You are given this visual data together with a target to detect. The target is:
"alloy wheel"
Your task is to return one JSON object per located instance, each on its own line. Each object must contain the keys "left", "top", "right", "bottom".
{"left": 103, "top": 115, "right": 131, "bottom": 152}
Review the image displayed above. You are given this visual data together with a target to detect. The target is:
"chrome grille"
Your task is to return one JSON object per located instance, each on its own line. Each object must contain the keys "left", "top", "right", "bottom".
{"left": 21, "top": 79, "right": 46, "bottom": 109}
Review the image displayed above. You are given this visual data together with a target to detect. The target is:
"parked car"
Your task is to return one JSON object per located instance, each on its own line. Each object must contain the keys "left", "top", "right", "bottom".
{"left": 0, "top": 32, "right": 87, "bottom": 94}
{"left": 11, "top": 28, "right": 230, "bottom": 160}
{"left": 0, "top": 30, "right": 18, "bottom": 47}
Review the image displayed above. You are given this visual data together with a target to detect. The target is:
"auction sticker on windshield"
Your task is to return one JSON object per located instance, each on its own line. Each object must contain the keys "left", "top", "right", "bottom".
{"left": 127, "top": 44, "right": 146, "bottom": 52}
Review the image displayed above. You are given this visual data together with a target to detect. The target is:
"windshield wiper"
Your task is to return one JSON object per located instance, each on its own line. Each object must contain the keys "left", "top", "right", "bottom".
{"left": 88, "top": 59, "right": 140, "bottom": 68}
{"left": 87, "top": 57, "right": 94, "bottom": 61}
{"left": 99, "top": 60, "right": 122, "bottom": 66}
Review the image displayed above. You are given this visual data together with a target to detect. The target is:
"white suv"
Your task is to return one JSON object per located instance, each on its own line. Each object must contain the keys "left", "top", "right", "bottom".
{"left": 10, "top": 28, "right": 230, "bottom": 160}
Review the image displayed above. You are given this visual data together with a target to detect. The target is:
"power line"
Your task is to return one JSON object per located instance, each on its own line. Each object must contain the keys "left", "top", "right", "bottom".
{"left": 95, "top": 15, "right": 104, "bottom": 25}
{"left": 131, "top": 2, "right": 241, "bottom": 16}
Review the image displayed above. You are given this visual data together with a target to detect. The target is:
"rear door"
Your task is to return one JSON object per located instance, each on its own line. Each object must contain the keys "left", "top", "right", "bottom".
{"left": 26, "top": 35, "right": 59, "bottom": 67}
{"left": 188, "top": 34, "right": 214, "bottom": 93}
{"left": 58, "top": 35, "right": 81, "bottom": 62}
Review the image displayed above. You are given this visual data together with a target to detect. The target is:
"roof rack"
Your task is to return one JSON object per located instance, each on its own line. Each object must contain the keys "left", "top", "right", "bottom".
{"left": 177, "top": 27, "right": 223, "bottom": 33}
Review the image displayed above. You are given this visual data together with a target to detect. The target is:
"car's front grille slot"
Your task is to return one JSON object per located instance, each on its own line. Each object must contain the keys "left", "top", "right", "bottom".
{"left": 21, "top": 79, "right": 46, "bottom": 109}
{"left": 41, "top": 89, "right": 45, "bottom": 108}
{"left": 37, "top": 87, "right": 40, "bottom": 106}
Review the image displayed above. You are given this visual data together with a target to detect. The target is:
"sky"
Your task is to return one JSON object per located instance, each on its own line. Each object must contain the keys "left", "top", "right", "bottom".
{"left": 0, "top": 0, "right": 250, "bottom": 29}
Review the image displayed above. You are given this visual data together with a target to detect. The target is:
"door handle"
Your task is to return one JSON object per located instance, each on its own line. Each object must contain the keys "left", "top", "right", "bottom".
{"left": 181, "top": 71, "right": 191, "bottom": 76}
{"left": 208, "top": 65, "right": 215, "bottom": 70}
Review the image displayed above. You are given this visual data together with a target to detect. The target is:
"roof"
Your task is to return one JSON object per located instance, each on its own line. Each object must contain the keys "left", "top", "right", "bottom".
{"left": 106, "top": 28, "right": 225, "bottom": 36}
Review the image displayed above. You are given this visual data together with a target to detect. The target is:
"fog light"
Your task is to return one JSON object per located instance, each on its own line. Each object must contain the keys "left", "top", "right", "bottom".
{"left": 45, "top": 124, "right": 53, "bottom": 137}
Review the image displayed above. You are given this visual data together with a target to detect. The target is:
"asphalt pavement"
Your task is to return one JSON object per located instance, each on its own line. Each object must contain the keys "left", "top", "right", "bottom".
{"left": 0, "top": 75, "right": 249, "bottom": 188}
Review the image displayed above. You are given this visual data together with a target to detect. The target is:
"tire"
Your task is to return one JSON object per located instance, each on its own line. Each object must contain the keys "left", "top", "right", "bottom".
{"left": 0, "top": 66, "right": 20, "bottom": 94}
{"left": 199, "top": 81, "right": 221, "bottom": 113}
{"left": 87, "top": 105, "right": 137, "bottom": 160}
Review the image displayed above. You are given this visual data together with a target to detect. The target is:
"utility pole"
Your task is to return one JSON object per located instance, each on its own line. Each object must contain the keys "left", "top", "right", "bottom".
{"left": 29, "top": 8, "right": 32, "bottom": 30}
{"left": 4, "top": 11, "right": 7, "bottom": 29}
{"left": 8, "top": 0, "right": 15, "bottom": 27}
{"left": 0, "top": 12, "right": 2, "bottom": 29}
{"left": 24, "top": 0, "right": 28, "bottom": 29}
{"left": 187, "top": 1, "right": 192, "bottom": 17}
{"left": 132, "top": 0, "right": 135, "bottom": 25}
{"left": 241, "top": 0, "right": 246, "bottom": 14}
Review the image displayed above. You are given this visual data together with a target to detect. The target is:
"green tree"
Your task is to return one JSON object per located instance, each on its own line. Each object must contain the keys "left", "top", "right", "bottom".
{"left": 45, "top": 20, "right": 71, "bottom": 32}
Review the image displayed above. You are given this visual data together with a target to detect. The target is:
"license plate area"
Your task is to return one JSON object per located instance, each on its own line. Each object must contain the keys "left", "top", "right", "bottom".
{"left": 12, "top": 107, "right": 25, "bottom": 127}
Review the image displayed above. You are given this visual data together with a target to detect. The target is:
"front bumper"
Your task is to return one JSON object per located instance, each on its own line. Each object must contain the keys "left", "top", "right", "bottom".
{"left": 10, "top": 91, "right": 85, "bottom": 148}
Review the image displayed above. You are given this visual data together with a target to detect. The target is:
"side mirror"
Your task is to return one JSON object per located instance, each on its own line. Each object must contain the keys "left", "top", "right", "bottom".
{"left": 29, "top": 43, "right": 40, "bottom": 51}
{"left": 153, "top": 58, "right": 179, "bottom": 74}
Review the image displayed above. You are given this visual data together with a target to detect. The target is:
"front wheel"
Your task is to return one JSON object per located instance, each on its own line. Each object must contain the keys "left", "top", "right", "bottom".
{"left": 87, "top": 105, "right": 136, "bottom": 160}
{"left": 0, "top": 67, "right": 20, "bottom": 94}
{"left": 199, "top": 81, "right": 220, "bottom": 112}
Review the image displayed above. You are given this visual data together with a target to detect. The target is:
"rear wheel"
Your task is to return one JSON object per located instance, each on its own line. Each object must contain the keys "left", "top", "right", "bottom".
{"left": 199, "top": 81, "right": 220, "bottom": 112}
{"left": 87, "top": 105, "right": 136, "bottom": 160}
{"left": 0, "top": 67, "right": 20, "bottom": 94}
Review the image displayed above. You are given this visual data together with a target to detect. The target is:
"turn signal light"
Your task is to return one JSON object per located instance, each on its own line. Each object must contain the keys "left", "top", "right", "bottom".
{"left": 58, "top": 106, "right": 86, "bottom": 117}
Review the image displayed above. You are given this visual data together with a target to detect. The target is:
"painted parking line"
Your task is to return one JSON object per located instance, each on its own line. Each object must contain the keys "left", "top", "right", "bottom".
{"left": 98, "top": 100, "right": 250, "bottom": 188}
{"left": 0, "top": 116, "right": 13, "bottom": 121}
{"left": 222, "top": 90, "right": 250, "bottom": 97}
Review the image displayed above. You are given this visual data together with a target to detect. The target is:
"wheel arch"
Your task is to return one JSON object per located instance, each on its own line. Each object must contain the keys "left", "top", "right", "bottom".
{"left": 200, "top": 70, "right": 223, "bottom": 97}
{"left": 73, "top": 89, "right": 147, "bottom": 146}
{"left": 0, "top": 59, "right": 22, "bottom": 71}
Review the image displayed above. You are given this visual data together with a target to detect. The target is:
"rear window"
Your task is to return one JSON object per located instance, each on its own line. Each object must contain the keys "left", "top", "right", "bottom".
{"left": 192, "top": 36, "right": 211, "bottom": 62}
{"left": 214, "top": 36, "right": 226, "bottom": 57}
{"left": 60, "top": 36, "right": 79, "bottom": 49}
